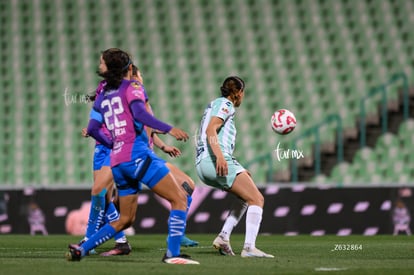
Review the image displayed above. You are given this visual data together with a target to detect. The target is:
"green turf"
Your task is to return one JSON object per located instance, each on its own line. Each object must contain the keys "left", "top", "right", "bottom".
{"left": 0, "top": 234, "right": 413, "bottom": 274}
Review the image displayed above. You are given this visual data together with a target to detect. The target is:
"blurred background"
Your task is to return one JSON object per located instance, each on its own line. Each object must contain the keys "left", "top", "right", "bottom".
{"left": 0, "top": 0, "right": 413, "bottom": 188}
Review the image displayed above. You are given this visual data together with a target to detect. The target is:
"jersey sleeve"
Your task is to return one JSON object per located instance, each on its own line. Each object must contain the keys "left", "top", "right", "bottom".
{"left": 210, "top": 98, "right": 234, "bottom": 121}
{"left": 90, "top": 94, "right": 104, "bottom": 123}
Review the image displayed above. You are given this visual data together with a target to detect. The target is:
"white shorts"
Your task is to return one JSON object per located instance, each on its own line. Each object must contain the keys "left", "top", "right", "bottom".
{"left": 196, "top": 154, "right": 245, "bottom": 190}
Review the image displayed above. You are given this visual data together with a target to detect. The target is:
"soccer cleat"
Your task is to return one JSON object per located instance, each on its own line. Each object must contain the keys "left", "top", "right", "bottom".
{"left": 78, "top": 239, "right": 97, "bottom": 255}
{"left": 162, "top": 253, "right": 200, "bottom": 265}
{"left": 181, "top": 235, "right": 199, "bottom": 247}
{"left": 241, "top": 247, "right": 274, "bottom": 258}
{"left": 100, "top": 242, "right": 132, "bottom": 256}
{"left": 212, "top": 235, "right": 235, "bottom": 256}
{"left": 66, "top": 244, "right": 82, "bottom": 261}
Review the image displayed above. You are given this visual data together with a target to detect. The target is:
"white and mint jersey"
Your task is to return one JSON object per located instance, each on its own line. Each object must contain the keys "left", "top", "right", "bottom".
{"left": 196, "top": 97, "right": 236, "bottom": 162}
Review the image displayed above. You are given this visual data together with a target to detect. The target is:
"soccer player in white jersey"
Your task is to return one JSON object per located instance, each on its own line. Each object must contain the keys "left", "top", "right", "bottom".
{"left": 195, "top": 76, "right": 274, "bottom": 258}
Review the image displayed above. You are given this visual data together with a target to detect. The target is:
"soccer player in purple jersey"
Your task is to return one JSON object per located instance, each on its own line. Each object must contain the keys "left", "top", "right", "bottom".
{"left": 66, "top": 48, "right": 199, "bottom": 264}
{"left": 79, "top": 79, "right": 131, "bottom": 257}
{"left": 131, "top": 66, "right": 199, "bottom": 247}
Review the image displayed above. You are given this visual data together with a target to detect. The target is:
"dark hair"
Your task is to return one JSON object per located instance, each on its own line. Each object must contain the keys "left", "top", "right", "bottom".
{"left": 220, "top": 76, "right": 245, "bottom": 97}
{"left": 98, "top": 48, "right": 131, "bottom": 91}
{"left": 132, "top": 64, "right": 138, "bottom": 77}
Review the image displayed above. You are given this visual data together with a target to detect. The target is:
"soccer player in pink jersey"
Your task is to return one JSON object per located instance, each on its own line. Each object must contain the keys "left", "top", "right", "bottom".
{"left": 80, "top": 80, "right": 131, "bottom": 256}
{"left": 66, "top": 48, "right": 199, "bottom": 264}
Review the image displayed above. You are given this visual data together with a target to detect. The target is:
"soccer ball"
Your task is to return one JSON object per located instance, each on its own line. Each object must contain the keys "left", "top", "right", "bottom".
{"left": 271, "top": 109, "right": 297, "bottom": 135}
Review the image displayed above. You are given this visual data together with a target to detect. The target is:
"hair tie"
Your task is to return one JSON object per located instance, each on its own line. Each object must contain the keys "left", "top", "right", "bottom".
{"left": 122, "top": 59, "right": 131, "bottom": 71}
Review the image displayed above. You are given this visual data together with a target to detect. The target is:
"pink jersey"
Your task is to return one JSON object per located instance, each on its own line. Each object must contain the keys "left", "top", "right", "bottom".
{"left": 93, "top": 80, "right": 150, "bottom": 166}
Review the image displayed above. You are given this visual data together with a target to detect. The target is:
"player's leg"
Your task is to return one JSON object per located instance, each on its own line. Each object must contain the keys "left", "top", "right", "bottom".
{"left": 67, "top": 160, "right": 139, "bottom": 261}
{"left": 66, "top": 193, "right": 138, "bottom": 261}
{"left": 213, "top": 196, "right": 248, "bottom": 255}
{"left": 83, "top": 145, "right": 111, "bottom": 243}
{"left": 230, "top": 171, "right": 273, "bottom": 258}
{"left": 196, "top": 157, "right": 237, "bottom": 255}
{"left": 165, "top": 162, "right": 199, "bottom": 247}
{"left": 81, "top": 167, "right": 111, "bottom": 248}
{"left": 146, "top": 162, "right": 198, "bottom": 264}
{"left": 100, "top": 196, "right": 132, "bottom": 256}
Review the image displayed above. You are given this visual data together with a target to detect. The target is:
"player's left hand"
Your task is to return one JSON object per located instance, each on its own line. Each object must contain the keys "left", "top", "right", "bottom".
{"left": 162, "top": 145, "right": 181, "bottom": 158}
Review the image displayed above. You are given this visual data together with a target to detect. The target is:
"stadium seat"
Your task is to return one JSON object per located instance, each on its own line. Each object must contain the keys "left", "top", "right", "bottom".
{"left": 1, "top": 0, "right": 413, "bottom": 186}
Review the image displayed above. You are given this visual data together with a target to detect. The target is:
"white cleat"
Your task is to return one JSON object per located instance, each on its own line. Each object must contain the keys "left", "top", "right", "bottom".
{"left": 241, "top": 247, "right": 274, "bottom": 258}
{"left": 212, "top": 235, "right": 235, "bottom": 256}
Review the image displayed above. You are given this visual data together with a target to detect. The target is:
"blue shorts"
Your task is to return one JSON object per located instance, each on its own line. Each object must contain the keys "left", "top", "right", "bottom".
{"left": 111, "top": 150, "right": 169, "bottom": 197}
{"left": 93, "top": 144, "right": 111, "bottom": 171}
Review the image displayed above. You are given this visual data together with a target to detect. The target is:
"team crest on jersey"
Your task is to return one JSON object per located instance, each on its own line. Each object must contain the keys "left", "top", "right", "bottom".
{"left": 131, "top": 82, "right": 140, "bottom": 89}
{"left": 221, "top": 107, "right": 229, "bottom": 114}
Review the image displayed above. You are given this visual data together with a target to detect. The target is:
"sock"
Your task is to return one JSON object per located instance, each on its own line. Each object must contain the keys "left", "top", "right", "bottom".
{"left": 244, "top": 205, "right": 263, "bottom": 250}
{"left": 105, "top": 201, "right": 127, "bottom": 243}
{"left": 220, "top": 216, "right": 238, "bottom": 241}
{"left": 186, "top": 195, "right": 192, "bottom": 213}
{"left": 79, "top": 224, "right": 116, "bottom": 256}
{"left": 85, "top": 189, "right": 107, "bottom": 239}
{"left": 166, "top": 209, "right": 187, "bottom": 257}
{"left": 182, "top": 195, "right": 192, "bottom": 239}
{"left": 220, "top": 198, "right": 248, "bottom": 241}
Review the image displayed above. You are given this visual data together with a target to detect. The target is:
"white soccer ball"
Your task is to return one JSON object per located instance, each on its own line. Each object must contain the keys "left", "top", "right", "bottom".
{"left": 271, "top": 109, "right": 297, "bottom": 135}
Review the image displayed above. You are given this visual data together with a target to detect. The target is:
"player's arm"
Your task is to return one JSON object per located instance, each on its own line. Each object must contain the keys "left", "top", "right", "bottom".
{"left": 144, "top": 101, "right": 153, "bottom": 142}
{"left": 152, "top": 133, "right": 181, "bottom": 157}
{"left": 86, "top": 108, "right": 113, "bottom": 148}
{"left": 130, "top": 100, "right": 189, "bottom": 141}
{"left": 144, "top": 100, "right": 181, "bottom": 157}
{"left": 206, "top": 116, "right": 227, "bottom": 176}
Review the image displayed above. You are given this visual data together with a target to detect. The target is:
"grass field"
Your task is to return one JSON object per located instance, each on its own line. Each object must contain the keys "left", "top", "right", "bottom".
{"left": 0, "top": 234, "right": 413, "bottom": 274}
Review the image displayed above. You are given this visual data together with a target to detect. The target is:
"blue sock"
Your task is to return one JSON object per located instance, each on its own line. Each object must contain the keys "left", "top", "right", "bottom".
{"left": 187, "top": 195, "right": 192, "bottom": 213}
{"left": 166, "top": 209, "right": 187, "bottom": 257}
{"left": 85, "top": 189, "right": 107, "bottom": 239}
{"left": 181, "top": 195, "right": 192, "bottom": 239}
{"left": 106, "top": 201, "right": 126, "bottom": 242}
{"left": 80, "top": 224, "right": 116, "bottom": 256}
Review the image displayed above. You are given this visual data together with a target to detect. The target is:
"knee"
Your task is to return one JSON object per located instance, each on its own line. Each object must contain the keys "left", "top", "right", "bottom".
{"left": 113, "top": 215, "right": 134, "bottom": 231}
{"left": 247, "top": 192, "right": 264, "bottom": 208}
{"left": 91, "top": 185, "right": 107, "bottom": 197}
{"left": 257, "top": 193, "right": 265, "bottom": 207}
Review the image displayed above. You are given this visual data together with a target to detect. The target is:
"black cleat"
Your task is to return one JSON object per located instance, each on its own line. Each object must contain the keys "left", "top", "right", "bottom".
{"left": 66, "top": 244, "right": 82, "bottom": 261}
{"left": 100, "top": 242, "right": 132, "bottom": 256}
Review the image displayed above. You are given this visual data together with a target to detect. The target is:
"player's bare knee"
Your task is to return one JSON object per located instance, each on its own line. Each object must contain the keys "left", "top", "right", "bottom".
{"left": 247, "top": 193, "right": 264, "bottom": 208}
{"left": 117, "top": 216, "right": 134, "bottom": 230}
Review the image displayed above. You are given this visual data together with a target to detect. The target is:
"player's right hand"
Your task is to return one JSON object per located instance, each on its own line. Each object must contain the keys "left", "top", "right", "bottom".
{"left": 168, "top": 127, "right": 189, "bottom": 142}
{"left": 81, "top": 128, "right": 89, "bottom": 138}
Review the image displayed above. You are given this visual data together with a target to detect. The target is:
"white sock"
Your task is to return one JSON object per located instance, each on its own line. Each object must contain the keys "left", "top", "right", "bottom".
{"left": 244, "top": 205, "right": 263, "bottom": 250}
{"left": 220, "top": 215, "right": 238, "bottom": 241}
{"left": 115, "top": 235, "right": 127, "bottom": 243}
